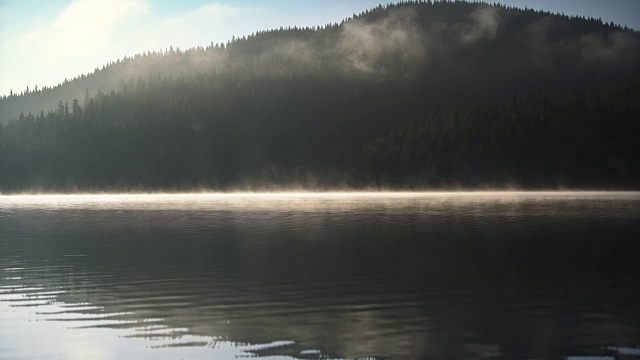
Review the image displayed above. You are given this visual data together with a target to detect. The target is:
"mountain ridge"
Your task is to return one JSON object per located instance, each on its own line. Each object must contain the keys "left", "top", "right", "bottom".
{"left": 2, "top": 0, "right": 638, "bottom": 122}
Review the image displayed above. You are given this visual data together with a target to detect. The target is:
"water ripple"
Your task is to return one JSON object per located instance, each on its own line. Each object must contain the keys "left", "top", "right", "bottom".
{"left": 1, "top": 192, "right": 639, "bottom": 359}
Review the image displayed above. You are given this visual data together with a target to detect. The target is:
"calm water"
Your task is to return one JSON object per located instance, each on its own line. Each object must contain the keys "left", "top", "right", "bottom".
{"left": 1, "top": 192, "right": 639, "bottom": 360}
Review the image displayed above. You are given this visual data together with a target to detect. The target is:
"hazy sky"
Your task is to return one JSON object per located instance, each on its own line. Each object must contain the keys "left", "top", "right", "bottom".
{"left": 1, "top": 0, "right": 638, "bottom": 96}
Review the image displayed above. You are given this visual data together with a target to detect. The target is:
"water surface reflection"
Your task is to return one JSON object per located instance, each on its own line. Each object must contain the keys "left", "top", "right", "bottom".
{"left": 1, "top": 192, "right": 639, "bottom": 359}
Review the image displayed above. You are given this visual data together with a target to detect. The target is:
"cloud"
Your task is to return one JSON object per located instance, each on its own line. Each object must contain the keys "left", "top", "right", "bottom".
{"left": 520, "top": 16, "right": 640, "bottom": 67}
{"left": 579, "top": 31, "right": 639, "bottom": 62}
{"left": 26, "top": 0, "right": 149, "bottom": 60}
{"left": 339, "top": 7, "right": 427, "bottom": 75}
{"left": 131, "top": 4, "right": 240, "bottom": 52}
{"left": 458, "top": 5, "right": 501, "bottom": 43}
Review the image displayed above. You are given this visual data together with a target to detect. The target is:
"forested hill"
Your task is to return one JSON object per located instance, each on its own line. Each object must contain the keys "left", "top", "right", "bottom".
{"left": 2, "top": 0, "right": 639, "bottom": 122}
{"left": 1, "top": 1, "right": 639, "bottom": 192}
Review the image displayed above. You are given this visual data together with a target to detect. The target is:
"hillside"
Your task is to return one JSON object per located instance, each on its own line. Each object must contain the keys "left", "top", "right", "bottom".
{"left": 0, "top": 1, "right": 639, "bottom": 191}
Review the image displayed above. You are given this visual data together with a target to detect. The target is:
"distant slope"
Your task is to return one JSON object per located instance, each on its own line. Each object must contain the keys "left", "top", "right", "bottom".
{"left": 2, "top": 0, "right": 638, "bottom": 122}
{"left": 0, "top": 1, "right": 639, "bottom": 191}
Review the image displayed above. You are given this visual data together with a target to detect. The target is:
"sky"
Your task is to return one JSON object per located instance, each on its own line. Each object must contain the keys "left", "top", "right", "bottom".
{"left": 0, "top": 0, "right": 639, "bottom": 96}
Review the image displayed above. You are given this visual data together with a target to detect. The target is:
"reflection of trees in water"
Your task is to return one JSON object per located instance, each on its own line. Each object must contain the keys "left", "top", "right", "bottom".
{"left": 1, "top": 196, "right": 639, "bottom": 359}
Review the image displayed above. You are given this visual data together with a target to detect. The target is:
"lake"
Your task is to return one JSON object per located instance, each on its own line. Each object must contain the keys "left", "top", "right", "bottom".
{"left": 1, "top": 192, "right": 639, "bottom": 360}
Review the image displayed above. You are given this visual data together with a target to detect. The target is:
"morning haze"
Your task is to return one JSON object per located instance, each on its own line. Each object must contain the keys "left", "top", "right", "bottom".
{"left": 0, "top": 1, "right": 639, "bottom": 359}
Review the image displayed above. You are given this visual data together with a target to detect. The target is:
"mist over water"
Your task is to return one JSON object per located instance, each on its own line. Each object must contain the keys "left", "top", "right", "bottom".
{"left": 1, "top": 192, "right": 639, "bottom": 359}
